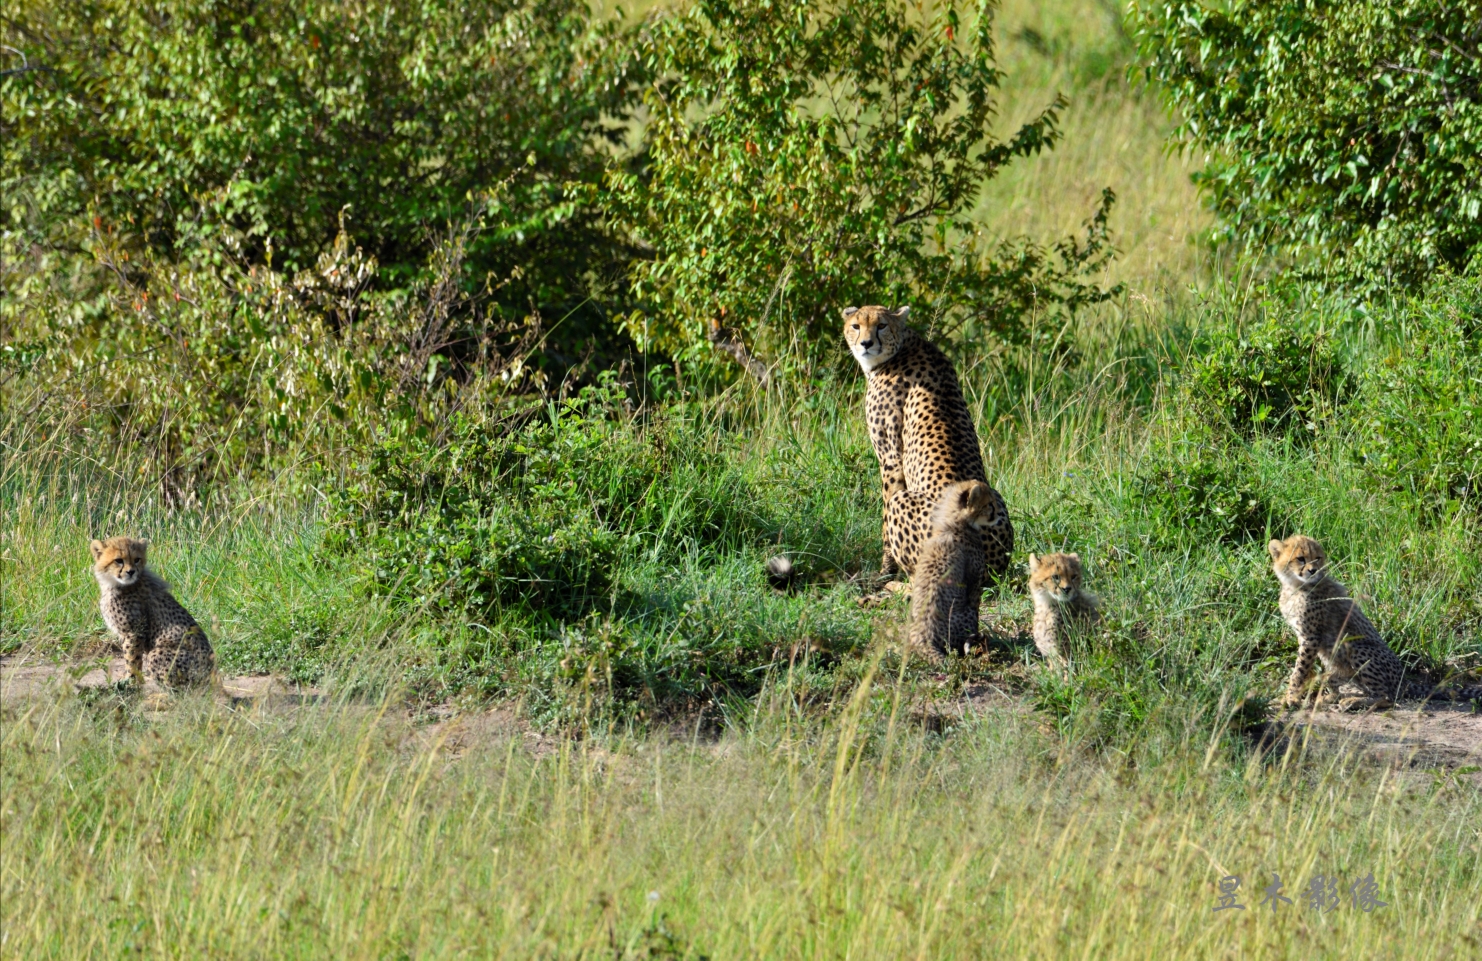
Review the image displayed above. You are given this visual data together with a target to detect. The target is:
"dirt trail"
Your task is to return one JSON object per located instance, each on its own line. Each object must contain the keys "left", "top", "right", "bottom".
{"left": 0, "top": 653, "right": 322, "bottom": 704}
{"left": 1263, "top": 702, "right": 1482, "bottom": 775}
{"left": 4, "top": 654, "right": 1480, "bottom": 777}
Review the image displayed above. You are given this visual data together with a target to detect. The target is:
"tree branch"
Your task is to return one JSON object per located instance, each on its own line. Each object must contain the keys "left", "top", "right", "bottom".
{"left": 707, "top": 316, "right": 770, "bottom": 386}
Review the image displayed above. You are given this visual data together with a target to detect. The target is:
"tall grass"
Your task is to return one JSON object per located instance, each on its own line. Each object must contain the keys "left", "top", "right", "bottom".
{"left": 4, "top": 676, "right": 1478, "bottom": 958}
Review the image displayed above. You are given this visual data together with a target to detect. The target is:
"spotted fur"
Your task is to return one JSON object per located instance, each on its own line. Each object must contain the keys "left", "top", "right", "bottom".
{"left": 844, "top": 305, "right": 1012, "bottom": 580}
{"left": 1270, "top": 536, "right": 1482, "bottom": 710}
{"left": 908, "top": 481, "right": 995, "bottom": 660}
{"left": 91, "top": 536, "right": 216, "bottom": 690}
{"left": 1027, "top": 552, "right": 1099, "bottom": 667}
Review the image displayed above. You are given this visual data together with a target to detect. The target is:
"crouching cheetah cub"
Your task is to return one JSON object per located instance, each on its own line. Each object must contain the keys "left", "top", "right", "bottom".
{"left": 908, "top": 480, "right": 995, "bottom": 662}
{"left": 1027, "top": 553, "right": 1099, "bottom": 667}
{"left": 91, "top": 537, "right": 217, "bottom": 691}
{"left": 1270, "top": 535, "right": 1482, "bottom": 711}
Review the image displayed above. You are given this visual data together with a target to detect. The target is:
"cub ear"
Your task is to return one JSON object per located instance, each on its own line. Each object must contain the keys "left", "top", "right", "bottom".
{"left": 1027, "top": 553, "right": 1039, "bottom": 573}
{"left": 90, "top": 539, "right": 105, "bottom": 560}
{"left": 1267, "top": 539, "right": 1284, "bottom": 560}
{"left": 1067, "top": 553, "right": 1080, "bottom": 563}
{"left": 890, "top": 306, "right": 910, "bottom": 321}
{"left": 842, "top": 306, "right": 859, "bottom": 318}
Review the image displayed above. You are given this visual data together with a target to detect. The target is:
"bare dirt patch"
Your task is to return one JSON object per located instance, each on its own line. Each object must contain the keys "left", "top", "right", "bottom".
{"left": 0, "top": 652, "right": 322, "bottom": 705}
{"left": 1264, "top": 701, "right": 1482, "bottom": 777}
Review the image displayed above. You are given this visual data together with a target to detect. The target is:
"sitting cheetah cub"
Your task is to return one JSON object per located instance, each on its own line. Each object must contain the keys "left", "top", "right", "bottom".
{"left": 1270, "top": 535, "right": 1482, "bottom": 711}
{"left": 91, "top": 536, "right": 217, "bottom": 691}
{"left": 908, "top": 480, "right": 994, "bottom": 661}
{"left": 1027, "top": 553, "right": 1099, "bottom": 667}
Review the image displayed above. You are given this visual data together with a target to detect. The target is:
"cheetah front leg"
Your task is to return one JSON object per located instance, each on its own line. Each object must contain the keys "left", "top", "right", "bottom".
{"left": 121, "top": 636, "right": 147, "bottom": 689}
{"left": 1282, "top": 641, "right": 1323, "bottom": 709}
{"left": 879, "top": 471, "right": 907, "bottom": 577}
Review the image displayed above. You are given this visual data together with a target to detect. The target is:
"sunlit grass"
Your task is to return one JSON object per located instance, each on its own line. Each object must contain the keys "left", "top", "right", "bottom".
{"left": 3, "top": 674, "right": 1478, "bottom": 958}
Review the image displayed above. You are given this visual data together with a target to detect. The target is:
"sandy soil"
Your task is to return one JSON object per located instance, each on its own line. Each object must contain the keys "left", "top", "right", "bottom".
{"left": 1262, "top": 701, "right": 1482, "bottom": 775}
{"left": 0, "top": 653, "right": 322, "bottom": 705}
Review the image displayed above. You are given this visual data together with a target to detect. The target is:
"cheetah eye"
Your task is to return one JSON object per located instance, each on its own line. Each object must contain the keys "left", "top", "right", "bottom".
{"left": 1296, "top": 556, "right": 1305, "bottom": 564}
{"left": 851, "top": 324, "right": 858, "bottom": 330}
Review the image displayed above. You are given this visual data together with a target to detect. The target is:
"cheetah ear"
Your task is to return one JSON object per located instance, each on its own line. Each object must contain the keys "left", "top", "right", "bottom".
{"left": 1027, "top": 553, "right": 1039, "bottom": 573}
{"left": 1067, "top": 553, "right": 1080, "bottom": 563}
{"left": 90, "top": 539, "right": 104, "bottom": 560}
{"left": 890, "top": 306, "right": 910, "bottom": 321}
{"left": 842, "top": 306, "right": 859, "bottom": 318}
{"left": 1267, "top": 539, "right": 1283, "bottom": 560}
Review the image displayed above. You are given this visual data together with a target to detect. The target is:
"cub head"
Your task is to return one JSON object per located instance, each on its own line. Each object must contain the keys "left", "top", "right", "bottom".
{"left": 1268, "top": 535, "right": 1327, "bottom": 588}
{"left": 843, "top": 305, "right": 909, "bottom": 373}
{"left": 930, "top": 480, "right": 994, "bottom": 534}
{"left": 91, "top": 536, "right": 148, "bottom": 587}
{"left": 1028, "top": 552, "right": 1084, "bottom": 602}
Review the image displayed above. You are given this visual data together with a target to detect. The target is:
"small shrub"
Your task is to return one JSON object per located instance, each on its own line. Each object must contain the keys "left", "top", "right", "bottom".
{"left": 1352, "top": 276, "right": 1482, "bottom": 514}
{"left": 1181, "top": 314, "right": 1348, "bottom": 438}
{"left": 326, "top": 377, "right": 758, "bottom": 619}
{"left": 1132, "top": 444, "right": 1286, "bottom": 548}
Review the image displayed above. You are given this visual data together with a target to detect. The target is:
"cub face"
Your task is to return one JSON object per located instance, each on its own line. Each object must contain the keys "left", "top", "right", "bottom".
{"left": 843, "top": 305, "right": 909, "bottom": 373}
{"left": 932, "top": 479, "right": 993, "bottom": 533}
{"left": 91, "top": 536, "right": 148, "bottom": 587}
{"left": 1268, "top": 535, "right": 1327, "bottom": 588}
{"left": 1028, "top": 552, "right": 1084, "bottom": 602}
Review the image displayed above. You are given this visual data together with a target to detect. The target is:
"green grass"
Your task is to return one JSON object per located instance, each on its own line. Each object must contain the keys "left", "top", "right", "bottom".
{"left": 4, "top": 679, "right": 1480, "bottom": 958}
{"left": 5, "top": 2, "right": 1481, "bottom": 957}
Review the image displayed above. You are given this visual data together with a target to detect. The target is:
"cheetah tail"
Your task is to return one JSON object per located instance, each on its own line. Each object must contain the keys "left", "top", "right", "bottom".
{"left": 1414, "top": 681, "right": 1482, "bottom": 705}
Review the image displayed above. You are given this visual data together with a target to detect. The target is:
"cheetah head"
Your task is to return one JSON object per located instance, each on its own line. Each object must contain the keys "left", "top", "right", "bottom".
{"left": 843, "top": 305, "right": 909, "bottom": 373}
{"left": 1268, "top": 535, "right": 1328, "bottom": 588}
{"left": 930, "top": 479, "right": 995, "bottom": 534}
{"left": 1028, "top": 553, "right": 1084, "bottom": 604}
{"left": 91, "top": 536, "right": 149, "bottom": 587}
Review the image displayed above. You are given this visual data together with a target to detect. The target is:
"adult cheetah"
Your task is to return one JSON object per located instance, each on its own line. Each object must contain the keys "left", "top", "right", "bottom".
{"left": 844, "top": 305, "right": 1012, "bottom": 580}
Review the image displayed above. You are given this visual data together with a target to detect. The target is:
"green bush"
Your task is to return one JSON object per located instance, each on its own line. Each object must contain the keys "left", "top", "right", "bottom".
{"left": 1133, "top": 0, "right": 1482, "bottom": 286}
{"left": 2, "top": 0, "right": 634, "bottom": 301}
{"left": 1181, "top": 310, "right": 1348, "bottom": 438}
{"left": 1132, "top": 443, "right": 1286, "bottom": 547}
{"left": 1352, "top": 275, "right": 1482, "bottom": 514}
{"left": 325, "top": 376, "right": 759, "bottom": 619}
{"left": 602, "top": 0, "right": 1120, "bottom": 368}
{"left": 0, "top": 212, "right": 544, "bottom": 499}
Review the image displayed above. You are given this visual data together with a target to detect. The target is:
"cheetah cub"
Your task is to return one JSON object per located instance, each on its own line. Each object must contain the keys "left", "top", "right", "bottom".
{"left": 908, "top": 480, "right": 994, "bottom": 662}
{"left": 1270, "top": 535, "right": 1482, "bottom": 711}
{"left": 91, "top": 536, "right": 217, "bottom": 691}
{"left": 1027, "top": 553, "right": 1099, "bottom": 667}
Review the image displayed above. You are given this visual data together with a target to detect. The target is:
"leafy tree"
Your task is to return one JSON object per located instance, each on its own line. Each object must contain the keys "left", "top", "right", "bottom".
{"left": 1132, "top": 0, "right": 1482, "bottom": 287}
{"left": 601, "top": 0, "right": 1120, "bottom": 370}
{"left": 2, "top": 0, "right": 636, "bottom": 319}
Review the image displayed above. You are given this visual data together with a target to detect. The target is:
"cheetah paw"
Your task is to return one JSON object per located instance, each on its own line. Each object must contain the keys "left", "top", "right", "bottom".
{"left": 856, "top": 581, "right": 907, "bottom": 608}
